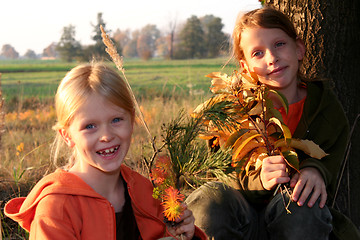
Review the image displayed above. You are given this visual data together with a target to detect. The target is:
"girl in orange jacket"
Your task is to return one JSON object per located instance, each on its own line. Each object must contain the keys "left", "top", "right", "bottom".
{"left": 5, "top": 62, "right": 207, "bottom": 240}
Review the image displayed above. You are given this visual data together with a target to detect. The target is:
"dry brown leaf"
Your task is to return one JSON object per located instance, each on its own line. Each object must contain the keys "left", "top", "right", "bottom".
{"left": 274, "top": 139, "right": 328, "bottom": 159}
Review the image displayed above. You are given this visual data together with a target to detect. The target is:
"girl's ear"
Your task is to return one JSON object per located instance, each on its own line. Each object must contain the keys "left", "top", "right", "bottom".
{"left": 59, "top": 129, "right": 75, "bottom": 148}
{"left": 296, "top": 38, "right": 306, "bottom": 61}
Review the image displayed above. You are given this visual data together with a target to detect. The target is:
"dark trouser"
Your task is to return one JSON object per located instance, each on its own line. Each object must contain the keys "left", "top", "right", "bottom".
{"left": 186, "top": 182, "right": 333, "bottom": 240}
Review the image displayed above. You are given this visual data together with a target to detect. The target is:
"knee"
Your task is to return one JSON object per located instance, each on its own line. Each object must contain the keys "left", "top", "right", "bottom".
{"left": 186, "top": 182, "right": 256, "bottom": 224}
{"left": 265, "top": 193, "right": 333, "bottom": 239}
{"left": 266, "top": 192, "right": 332, "bottom": 225}
{"left": 186, "top": 182, "right": 258, "bottom": 239}
{"left": 186, "top": 182, "right": 231, "bottom": 210}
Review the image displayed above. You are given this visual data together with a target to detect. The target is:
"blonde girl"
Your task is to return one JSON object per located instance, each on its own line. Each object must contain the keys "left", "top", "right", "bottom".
{"left": 5, "top": 62, "right": 207, "bottom": 240}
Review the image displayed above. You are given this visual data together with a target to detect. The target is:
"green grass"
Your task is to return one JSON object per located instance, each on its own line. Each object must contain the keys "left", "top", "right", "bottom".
{"left": 0, "top": 58, "right": 238, "bottom": 110}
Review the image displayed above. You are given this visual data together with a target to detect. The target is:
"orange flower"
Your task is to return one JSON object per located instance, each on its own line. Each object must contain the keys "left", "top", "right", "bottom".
{"left": 162, "top": 186, "right": 185, "bottom": 222}
{"left": 16, "top": 142, "right": 24, "bottom": 152}
{"left": 150, "top": 156, "right": 175, "bottom": 186}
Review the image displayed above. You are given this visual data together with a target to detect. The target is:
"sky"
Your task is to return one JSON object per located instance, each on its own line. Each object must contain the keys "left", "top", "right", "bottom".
{"left": 1, "top": 0, "right": 261, "bottom": 56}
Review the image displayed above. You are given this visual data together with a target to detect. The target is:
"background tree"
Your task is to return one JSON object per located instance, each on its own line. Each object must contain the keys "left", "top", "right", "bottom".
{"left": 177, "top": 16, "right": 206, "bottom": 59}
{"left": 265, "top": 0, "right": 360, "bottom": 227}
{"left": 200, "top": 15, "right": 228, "bottom": 58}
{"left": 156, "top": 35, "right": 170, "bottom": 59}
{"left": 123, "top": 30, "right": 139, "bottom": 58}
{"left": 137, "top": 24, "right": 160, "bottom": 60}
{"left": 42, "top": 42, "right": 59, "bottom": 59}
{"left": 56, "top": 25, "right": 81, "bottom": 62}
{"left": 24, "top": 49, "right": 37, "bottom": 59}
{"left": 91, "top": 12, "right": 109, "bottom": 59}
{"left": 165, "top": 16, "right": 177, "bottom": 59}
{"left": 113, "top": 28, "right": 131, "bottom": 56}
{"left": 1, "top": 44, "right": 19, "bottom": 59}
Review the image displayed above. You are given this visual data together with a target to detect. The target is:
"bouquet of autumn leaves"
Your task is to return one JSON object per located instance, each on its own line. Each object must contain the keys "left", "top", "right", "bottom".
{"left": 191, "top": 70, "right": 327, "bottom": 192}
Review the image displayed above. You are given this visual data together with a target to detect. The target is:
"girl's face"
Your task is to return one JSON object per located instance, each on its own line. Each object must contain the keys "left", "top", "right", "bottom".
{"left": 60, "top": 93, "right": 134, "bottom": 174}
{"left": 239, "top": 27, "right": 305, "bottom": 90}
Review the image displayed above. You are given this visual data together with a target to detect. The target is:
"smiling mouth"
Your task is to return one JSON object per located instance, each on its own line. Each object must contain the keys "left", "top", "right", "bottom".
{"left": 97, "top": 146, "right": 119, "bottom": 156}
{"left": 269, "top": 66, "right": 287, "bottom": 75}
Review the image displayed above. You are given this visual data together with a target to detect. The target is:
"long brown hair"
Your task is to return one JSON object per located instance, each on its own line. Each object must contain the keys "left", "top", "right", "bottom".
{"left": 232, "top": 7, "right": 298, "bottom": 62}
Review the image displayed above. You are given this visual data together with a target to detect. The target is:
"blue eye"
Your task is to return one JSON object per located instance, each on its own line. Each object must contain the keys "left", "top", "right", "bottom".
{"left": 85, "top": 124, "right": 95, "bottom": 129}
{"left": 275, "top": 42, "right": 285, "bottom": 48}
{"left": 112, "top": 117, "right": 122, "bottom": 123}
{"left": 253, "top": 51, "right": 263, "bottom": 58}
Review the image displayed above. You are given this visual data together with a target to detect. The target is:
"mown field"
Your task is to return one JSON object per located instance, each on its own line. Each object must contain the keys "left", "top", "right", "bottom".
{"left": 0, "top": 58, "right": 237, "bottom": 239}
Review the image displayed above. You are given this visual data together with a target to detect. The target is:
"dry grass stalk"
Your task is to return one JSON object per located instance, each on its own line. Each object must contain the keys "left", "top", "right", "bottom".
{"left": 100, "top": 25, "right": 151, "bottom": 138}
{"left": 100, "top": 25, "right": 162, "bottom": 173}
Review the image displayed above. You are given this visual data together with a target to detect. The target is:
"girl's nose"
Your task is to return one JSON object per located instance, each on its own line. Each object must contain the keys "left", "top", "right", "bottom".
{"left": 100, "top": 127, "right": 114, "bottom": 142}
{"left": 267, "top": 50, "right": 279, "bottom": 65}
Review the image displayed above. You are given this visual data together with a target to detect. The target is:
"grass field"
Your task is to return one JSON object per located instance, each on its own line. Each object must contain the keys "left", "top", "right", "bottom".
{"left": 0, "top": 58, "right": 237, "bottom": 111}
{"left": 0, "top": 57, "right": 238, "bottom": 239}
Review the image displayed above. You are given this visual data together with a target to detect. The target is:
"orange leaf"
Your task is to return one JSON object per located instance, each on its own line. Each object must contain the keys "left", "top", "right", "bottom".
{"left": 232, "top": 132, "right": 264, "bottom": 166}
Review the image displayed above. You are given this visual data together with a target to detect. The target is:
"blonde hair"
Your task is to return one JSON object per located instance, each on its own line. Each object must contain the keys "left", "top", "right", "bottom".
{"left": 232, "top": 7, "right": 298, "bottom": 62}
{"left": 52, "top": 62, "right": 135, "bottom": 168}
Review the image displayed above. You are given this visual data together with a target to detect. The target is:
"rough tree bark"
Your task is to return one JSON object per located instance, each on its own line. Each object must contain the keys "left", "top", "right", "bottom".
{"left": 266, "top": 0, "right": 360, "bottom": 228}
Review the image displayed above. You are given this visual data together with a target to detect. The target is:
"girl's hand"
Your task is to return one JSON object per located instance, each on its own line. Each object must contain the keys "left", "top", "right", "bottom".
{"left": 167, "top": 204, "right": 195, "bottom": 240}
{"left": 290, "top": 167, "right": 327, "bottom": 208}
{"left": 260, "top": 155, "right": 290, "bottom": 190}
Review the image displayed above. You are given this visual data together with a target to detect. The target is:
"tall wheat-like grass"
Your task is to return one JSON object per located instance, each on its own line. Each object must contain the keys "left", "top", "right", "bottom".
{"left": 100, "top": 25, "right": 152, "bottom": 139}
{"left": 100, "top": 25, "right": 163, "bottom": 176}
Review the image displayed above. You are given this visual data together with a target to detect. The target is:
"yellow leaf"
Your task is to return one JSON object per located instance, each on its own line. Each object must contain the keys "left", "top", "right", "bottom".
{"left": 269, "top": 89, "right": 289, "bottom": 114}
{"left": 245, "top": 147, "right": 268, "bottom": 174}
{"left": 211, "top": 78, "right": 228, "bottom": 89}
{"left": 198, "top": 132, "right": 219, "bottom": 140}
{"left": 274, "top": 138, "right": 328, "bottom": 159}
{"left": 280, "top": 149, "right": 300, "bottom": 172}
{"left": 255, "top": 151, "right": 268, "bottom": 170}
{"left": 205, "top": 72, "right": 226, "bottom": 79}
{"left": 249, "top": 71, "right": 259, "bottom": 82}
{"left": 232, "top": 132, "right": 263, "bottom": 161}
{"left": 233, "top": 139, "right": 263, "bottom": 168}
{"left": 224, "top": 129, "right": 249, "bottom": 148}
{"left": 248, "top": 101, "right": 263, "bottom": 116}
{"left": 240, "top": 71, "right": 258, "bottom": 84}
{"left": 269, "top": 117, "right": 292, "bottom": 140}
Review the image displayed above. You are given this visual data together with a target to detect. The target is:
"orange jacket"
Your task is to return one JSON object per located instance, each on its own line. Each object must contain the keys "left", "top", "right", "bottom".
{"left": 5, "top": 165, "right": 207, "bottom": 240}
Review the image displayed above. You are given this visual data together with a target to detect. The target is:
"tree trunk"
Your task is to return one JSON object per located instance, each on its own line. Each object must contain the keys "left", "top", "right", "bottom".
{"left": 266, "top": 0, "right": 360, "bottom": 228}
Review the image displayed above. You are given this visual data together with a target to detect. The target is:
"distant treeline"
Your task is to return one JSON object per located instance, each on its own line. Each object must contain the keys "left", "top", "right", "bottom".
{"left": 1, "top": 13, "right": 231, "bottom": 62}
